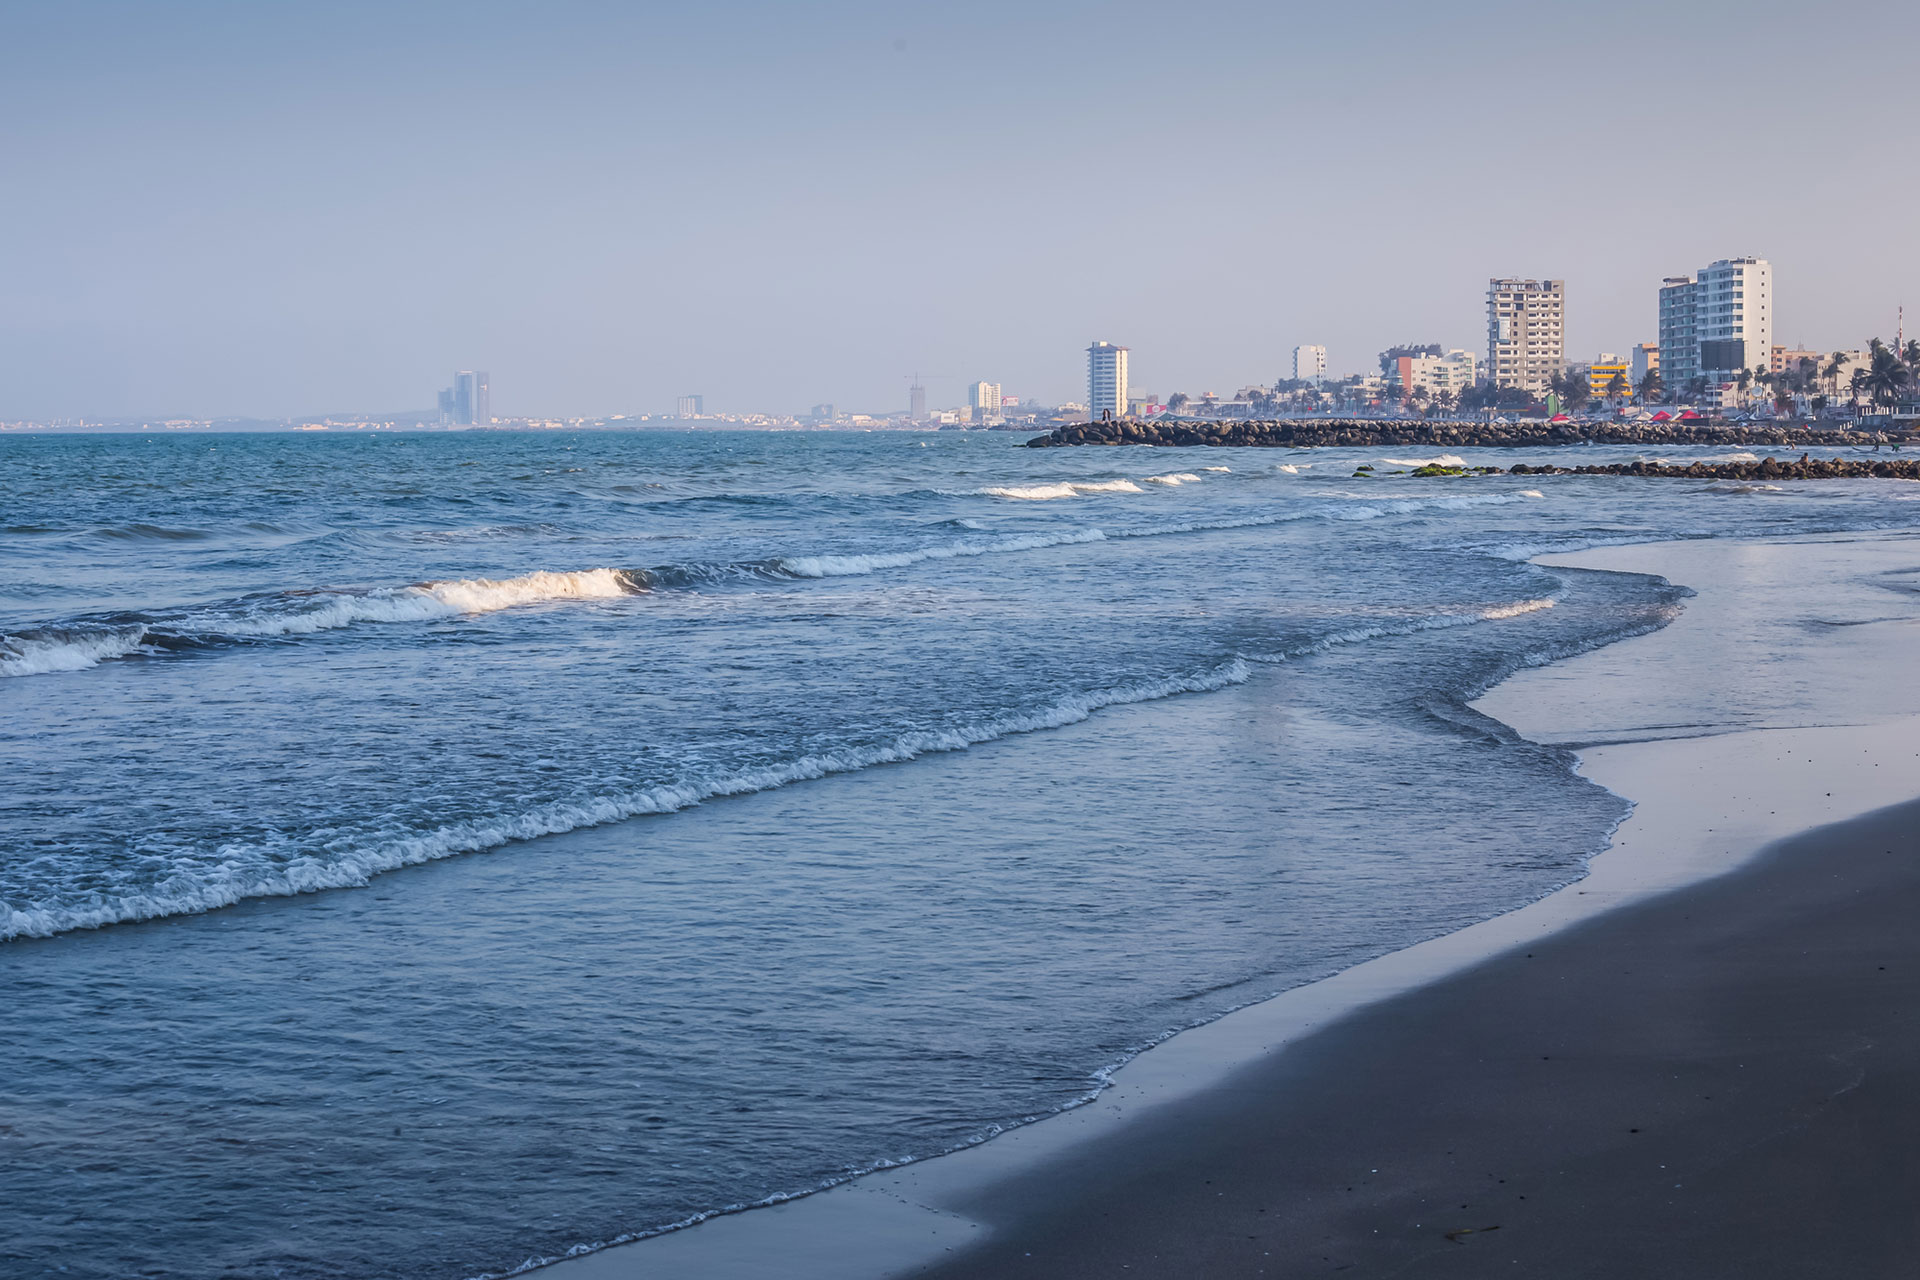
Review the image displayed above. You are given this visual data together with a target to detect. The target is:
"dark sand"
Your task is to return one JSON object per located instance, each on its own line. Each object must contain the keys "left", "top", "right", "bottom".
{"left": 912, "top": 796, "right": 1920, "bottom": 1278}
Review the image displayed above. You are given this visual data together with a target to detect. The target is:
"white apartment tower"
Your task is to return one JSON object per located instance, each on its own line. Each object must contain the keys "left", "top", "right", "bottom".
{"left": 1486, "top": 279, "right": 1565, "bottom": 394}
{"left": 1658, "top": 257, "right": 1772, "bottom": 390}
{"left": 1293, "top": 344, "right": 1328, "bottom": 384}
{"left": 968, "top": 380, "right": 1003, "bottom": 423}
{"left": 1087, "top": 342, "right": 1129, "bottom": 420}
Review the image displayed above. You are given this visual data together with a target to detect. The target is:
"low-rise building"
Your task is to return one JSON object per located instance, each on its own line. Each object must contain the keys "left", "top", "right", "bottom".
{"left": 1385, "top": 348, "right": 1477, "bottom": 398}
{"left": 1631, "top": 343, "right": 1659, "bottom": 383}
{"left": 1588, "top": 354, "right": 1633, "bottom": 399}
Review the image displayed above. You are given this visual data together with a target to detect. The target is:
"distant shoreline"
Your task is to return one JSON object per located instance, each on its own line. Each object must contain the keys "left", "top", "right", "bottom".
{"left": 1027, "top": 418, "right": 1915, "bottom": 450}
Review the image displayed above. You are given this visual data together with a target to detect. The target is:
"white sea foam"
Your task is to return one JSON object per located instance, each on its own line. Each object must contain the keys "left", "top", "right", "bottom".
{"left": 0, "top": 570, "right": 644, "bottom": 676}
{"left": 1381, "top": 454, "right": 1468, "bottom": 467}
{"left": 776, "top": 529, "right": 1107, "bottom": 578}
{"left": 1143, "top": 472, "right": 1203, "bottom": 486}
{"left": 1203, "top": 466, "right": 1231, "bottom": 472}
{"left": 206, "top": 569, "right": 641, "bottom": 637}
{"left": 1243, "top": 596, "right": 1561, "bottom": 665}
{"left": 981, "top": 479, "right": 1146, "bottom": 500}
{"left": 1482, "top": 598, "right": 1556, "bottom": 620}
{"left": 0, "top": 626, "right": 151, "bottom": 677}
{"left": 0, "top": 659, "right": 1251, "bottom": 941}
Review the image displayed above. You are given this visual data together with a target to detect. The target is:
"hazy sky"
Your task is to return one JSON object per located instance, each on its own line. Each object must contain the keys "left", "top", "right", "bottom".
{"left": 4, "top": 0, "right": 1918, "bottom": 420}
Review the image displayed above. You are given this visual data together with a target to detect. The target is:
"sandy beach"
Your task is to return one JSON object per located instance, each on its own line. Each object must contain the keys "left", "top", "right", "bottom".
{"left": 540, "top": 531, "right": 1920, "bottom": 1279}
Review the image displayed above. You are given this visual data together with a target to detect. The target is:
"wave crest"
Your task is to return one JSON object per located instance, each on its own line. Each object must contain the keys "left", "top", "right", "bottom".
{"left": 981, "top": 479, "right": 1145, "bottom": 500}
{"left": 0, "top": 626, "right": 152, "bottom": 677}
{"left": 0, "top": 660, "right": 1251, "bottom": 940}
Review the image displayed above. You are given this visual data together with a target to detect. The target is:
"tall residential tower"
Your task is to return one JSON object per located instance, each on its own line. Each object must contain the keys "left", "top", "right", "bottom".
{"left": 1658, "top": 257, "right": 1772, "bottom": 392}
{"left": 1486, "top": 279, "right": 1564, "bottom": 395}
{"left": 1087, "top": 342, "right": 1129, "bottom": 421}
{"left": 1293, "top": 344, "right": 1327, "bottom": 384}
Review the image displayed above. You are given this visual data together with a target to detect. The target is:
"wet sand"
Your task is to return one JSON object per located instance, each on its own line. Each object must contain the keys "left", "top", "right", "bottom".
{"left": 912, "top": 794, "right": 1920, "bottom": 1277}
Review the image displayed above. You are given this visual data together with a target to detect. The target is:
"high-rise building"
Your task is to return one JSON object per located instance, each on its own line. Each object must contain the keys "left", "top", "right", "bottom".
{"left": 439, "top": 371, "right": 491, "bottom": 425}
{"left": 968, "top": 381, "right": 1003, "bottom": 424}
{"left": 676, "top": 395, "right": 704, "bottom": 418}
{"left": 1658, "top": 257, "right": 1772, "bottom": 390}
{"left": 1487, "top": 280, "right": 1564, "bottom": 394}
{"left": 1087, "top": 342, "right": 1129, "bottom": 420}
{"left": 1293, "top": 344, "right": 1328, "bottom": 384}
{"left": 908, "top": 381, "right": 927, "bottom": 421}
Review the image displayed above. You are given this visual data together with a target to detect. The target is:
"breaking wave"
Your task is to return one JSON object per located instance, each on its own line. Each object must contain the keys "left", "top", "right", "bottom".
{"left": 0, "top": 569, "right": 644, "bottom": 677}
{"left": 0, "top": 626, "right": 154, "bottom": 677}
{"left": 1382, "top": 454, "right": 1468, "bottom": 467}
{"left": 0, "top": 659, "right": 1251, "bottom": 940}
{"left": 981, "top": 479, "right": 1146, "bottom": 500}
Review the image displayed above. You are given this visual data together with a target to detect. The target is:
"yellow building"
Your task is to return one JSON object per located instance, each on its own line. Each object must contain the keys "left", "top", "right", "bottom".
{"left": 1588, "top": 356, "right": 1633, "bottom": 399}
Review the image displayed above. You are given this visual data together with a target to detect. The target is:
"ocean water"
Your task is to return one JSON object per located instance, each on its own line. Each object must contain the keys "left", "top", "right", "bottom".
{"left": 1, "top": 429, "right": 1915, "bottom": 1278}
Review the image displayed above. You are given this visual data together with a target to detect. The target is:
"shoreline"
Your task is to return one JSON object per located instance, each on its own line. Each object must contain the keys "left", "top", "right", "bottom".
{"left": 535, "top": 532, "right": 1920, "bottom": 1280}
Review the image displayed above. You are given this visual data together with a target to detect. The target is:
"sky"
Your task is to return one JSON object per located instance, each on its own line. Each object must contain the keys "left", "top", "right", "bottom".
{"left": 3, "top": 0, "right": 1918, "bottom": 421}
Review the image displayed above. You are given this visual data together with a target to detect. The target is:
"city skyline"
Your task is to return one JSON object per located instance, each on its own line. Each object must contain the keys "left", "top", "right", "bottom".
{"left": 4, "top": 1, "right": 1919, "bottom": 421}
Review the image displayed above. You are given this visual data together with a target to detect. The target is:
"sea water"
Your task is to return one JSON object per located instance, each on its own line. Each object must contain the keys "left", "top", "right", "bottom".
{"left": 1, "top": 429, "right": 1914, "bottom": 1278}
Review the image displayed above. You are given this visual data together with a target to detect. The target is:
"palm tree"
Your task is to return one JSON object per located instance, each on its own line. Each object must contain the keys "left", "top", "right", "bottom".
{"left": 1825, "top": 351, "right": 1851, "bottom": 398}
{"left": 1604, "top": 371, "right": 1630, "bottom": 409}
{"left": 1861, "top": 341, "right": 1912, "bottom": 413}
{"left": 1638, "top": 369, "right": 1664, "bottom": 404}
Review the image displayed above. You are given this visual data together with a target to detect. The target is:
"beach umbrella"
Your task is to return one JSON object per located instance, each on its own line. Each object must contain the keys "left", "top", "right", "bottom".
{"left": 1650, "top": 410, "right": 1672, "bottom": 421}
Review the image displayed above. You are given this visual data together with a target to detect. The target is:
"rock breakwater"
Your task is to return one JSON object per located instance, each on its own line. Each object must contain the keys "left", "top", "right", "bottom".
{"left": 1026, "top": 419, "right": 1911, "bottom": 450}
{"left": 1510, "top": 455, "right": 1920, "bottom": 481}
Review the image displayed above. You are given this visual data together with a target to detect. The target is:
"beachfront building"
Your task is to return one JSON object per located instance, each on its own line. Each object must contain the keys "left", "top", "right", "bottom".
{"left": 1088, "top": 342, "right": 1129, "bottom": 421}
{"left": 968, "top": 381, "right": 1003, "bottom": 425}
{"left": 908, "top": 382, "right": 927, "bottom": 421}
{"left": 1772, "top": 346, "right": 1823, "bottom": 376}
{"left": 1384, "top": 349, "right": 1477, "bottom": 399}
{"left": 1293, "top": 344, "right": 1327, "bottom": 384}
{"left": 675, "top": 394, "right": 704, "bottom": 418}
{"left": 1588, "top": 353, "right": 1633, "bottom": 400}
{"left": 1486, "top": 279, "right": 1564, "bottom": 394}
{"left": 1631, "top": 343, "right": 1659, "bottom": 383}
{"left": 1659, "top": 257, "right": 1773, "bottom": 391}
